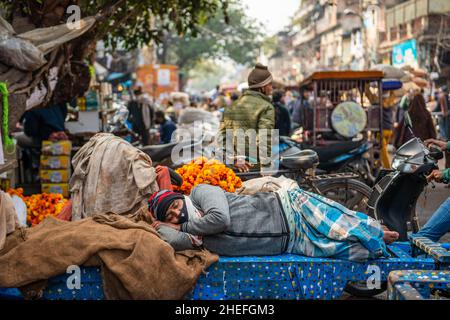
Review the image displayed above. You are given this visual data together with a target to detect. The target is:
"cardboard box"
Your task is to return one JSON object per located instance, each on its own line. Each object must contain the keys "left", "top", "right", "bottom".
{"left": 41, "top": 183, "right": 69, "bottom": 197}
{"left": 42, "top": 140, "right": 72, "bottom": 156}
{"left": 40, "top": 155, "right": 71, "bottom": 169}
{"left": 40, "top": 169, "right": 70, "bottom": 183}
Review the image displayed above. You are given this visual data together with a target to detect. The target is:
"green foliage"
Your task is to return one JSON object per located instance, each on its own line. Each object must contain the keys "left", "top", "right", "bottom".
{"left": 0, "top": 0, "right": 229, "bottom": 50}
{"left": 261, "top": 35, "right": 279, "bottom": 58}
{"left": 159, "top": 2, "right": 262, "bottom": 71}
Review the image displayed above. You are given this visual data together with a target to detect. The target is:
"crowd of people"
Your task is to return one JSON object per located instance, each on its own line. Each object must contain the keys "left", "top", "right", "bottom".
{"left": 129, "top": 75, "right": 449, "bottom": 180}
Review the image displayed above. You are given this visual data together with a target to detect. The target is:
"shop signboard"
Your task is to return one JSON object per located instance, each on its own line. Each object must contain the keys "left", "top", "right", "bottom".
{"left": 136, "top": 64, "right": 179, "bottom": 104}
{"left": 392, "top": 39, "right": 419, "bottom": 69}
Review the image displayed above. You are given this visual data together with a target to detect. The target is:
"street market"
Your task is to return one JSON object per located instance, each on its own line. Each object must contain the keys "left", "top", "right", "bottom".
{"left": 0, "top": 0, "right": 450, "bottom": 309}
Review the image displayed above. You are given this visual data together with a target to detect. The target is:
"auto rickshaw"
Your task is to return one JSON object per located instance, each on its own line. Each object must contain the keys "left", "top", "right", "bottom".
{"left": 297, "top": 70, "right": 385, "bottom": 184}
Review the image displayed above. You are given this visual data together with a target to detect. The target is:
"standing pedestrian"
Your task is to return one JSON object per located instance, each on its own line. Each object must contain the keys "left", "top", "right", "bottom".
{"left": 380, "top": 93, "right": 397, "bottom": 168}
{"left": 128, "top": 86, "right": 154, "bottom": 145}
{"left": 395, "top": 93, "right": 436, "bottom": 148}
{"left": 154, "top": 110, "right": 177, "bottom": 144}
{"left": 273, "top": 90, "right": 291, "bottom": 137}
{"left": 292, "top": 89, "right": 312, "bottom": 130}
{"left": 217, "top": 63, "right": 275, "bottom": 173}
{"left": 434, "top": 86, "right": 449, "bottom": 140}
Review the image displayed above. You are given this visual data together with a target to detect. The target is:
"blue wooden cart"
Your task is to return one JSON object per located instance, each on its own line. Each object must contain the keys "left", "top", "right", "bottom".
{"left": 1, "top": 241, "right": 449, "bottom": 300}
{"left": 386, "top": 235, "right": 450, "bottom": 300}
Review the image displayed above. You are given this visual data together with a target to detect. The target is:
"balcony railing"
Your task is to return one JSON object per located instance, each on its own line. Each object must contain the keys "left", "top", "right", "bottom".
{"left": 386, "top": 0, "right": 450, "bottom": 29}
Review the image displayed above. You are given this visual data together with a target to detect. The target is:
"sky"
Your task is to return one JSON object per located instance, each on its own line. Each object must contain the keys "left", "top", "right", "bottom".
{"left": 241, "top": 0, "right": 300, "bottom": 35}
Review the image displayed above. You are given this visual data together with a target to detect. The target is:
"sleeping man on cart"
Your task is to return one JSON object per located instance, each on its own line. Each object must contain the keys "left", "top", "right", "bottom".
{"left": 149, "top": 184, "right": 400, "bottom": 263}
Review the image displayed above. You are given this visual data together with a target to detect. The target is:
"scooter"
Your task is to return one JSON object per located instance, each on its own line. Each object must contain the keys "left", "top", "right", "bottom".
{"left": 366, "top": 113, "right": 444, "bottom": 241}
{"left": 344, "top": 113, "right": 444, "bottom": 298}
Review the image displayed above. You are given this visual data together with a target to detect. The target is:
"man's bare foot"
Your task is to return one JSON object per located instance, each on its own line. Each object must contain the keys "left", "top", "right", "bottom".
{"left": 383, "top": 230, "right": 399, "bottom": 244}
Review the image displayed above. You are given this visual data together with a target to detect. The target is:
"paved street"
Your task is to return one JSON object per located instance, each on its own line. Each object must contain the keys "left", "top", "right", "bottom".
{"left": 417, "top": 183, "right": 450, "bottom": 243}
{"left": 415, "top": 158, "right": 449, "bottom": 242}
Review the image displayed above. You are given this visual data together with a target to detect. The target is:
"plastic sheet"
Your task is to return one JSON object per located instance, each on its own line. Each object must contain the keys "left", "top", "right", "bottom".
{"left": 0, "top": 15, "right": 95, "bottom": 72}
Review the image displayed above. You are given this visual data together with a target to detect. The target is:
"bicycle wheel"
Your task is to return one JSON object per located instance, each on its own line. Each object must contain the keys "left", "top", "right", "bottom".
{"left": 315, "top": 179, "right": 372, "bottom": 213}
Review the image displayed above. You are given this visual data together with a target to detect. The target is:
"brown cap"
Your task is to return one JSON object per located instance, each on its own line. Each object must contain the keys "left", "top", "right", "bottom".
{"left": 248, "top": 63, "right": 273, "bottom": 89}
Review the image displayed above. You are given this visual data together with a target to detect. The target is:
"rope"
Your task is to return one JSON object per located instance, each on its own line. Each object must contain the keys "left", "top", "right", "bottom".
{"left": 0, "top": 82, "right": 16, "bottom": 154}
{"left": 88, "top": 64, "right": 95, "bottom": 80}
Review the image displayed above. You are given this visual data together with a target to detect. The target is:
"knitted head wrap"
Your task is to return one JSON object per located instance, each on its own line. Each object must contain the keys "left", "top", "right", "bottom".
{"left": 148, "top": 190, "right": 187, "bottom": 222}
{"left": 248, "top": 63, "right": 273, "bottom": 89}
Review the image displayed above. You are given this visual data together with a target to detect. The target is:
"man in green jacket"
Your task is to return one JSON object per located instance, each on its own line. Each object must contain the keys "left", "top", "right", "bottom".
{"left": 217, "top": 63, "right": 275, "bottom": 173}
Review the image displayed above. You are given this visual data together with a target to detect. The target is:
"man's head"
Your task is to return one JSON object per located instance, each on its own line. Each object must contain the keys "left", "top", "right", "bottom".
{"left": 148, "top": 190, "right": 188, "bottom": 224}
{"left": 248, "top": 63, "right": 273, "bottom": 97}
{"left": 154, "top": 110, "right": 166, "bottom": 124}
{"left": 302, "top": 90, "right": 311, "bottom": 99}
{"left": 272, "top": 89, "right": 284, "bottom": 104}
{"left": 133, "top": 86, "right": 143, "bottom": 96}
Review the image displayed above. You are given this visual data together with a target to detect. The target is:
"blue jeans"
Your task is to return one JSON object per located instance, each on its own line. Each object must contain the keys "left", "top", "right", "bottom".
{"left": 415, "top": 197, "right": 450, "bottom": 242}
{"left": 438, "top": 115, "right": 448, "bottom": 140}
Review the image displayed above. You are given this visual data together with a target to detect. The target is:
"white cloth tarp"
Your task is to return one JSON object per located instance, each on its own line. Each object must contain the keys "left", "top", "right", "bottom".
{"left": 174, "top": 107, "right": 220, "bottom": 143}
{"left": 235, "top": 175, "right": 297, "bottom": 195}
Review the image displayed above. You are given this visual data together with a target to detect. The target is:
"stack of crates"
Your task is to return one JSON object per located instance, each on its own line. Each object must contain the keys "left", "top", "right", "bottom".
{"left": 40, "top": 140, "right": 72, "bottom": 197}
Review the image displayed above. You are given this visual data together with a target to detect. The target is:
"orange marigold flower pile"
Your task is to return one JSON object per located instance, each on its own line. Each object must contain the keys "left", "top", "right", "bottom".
{"left": 7, "top": 188, "right": 69, "bottom": 227}
{"left": 173, "top": 157, "right": 242, "bottom": 194}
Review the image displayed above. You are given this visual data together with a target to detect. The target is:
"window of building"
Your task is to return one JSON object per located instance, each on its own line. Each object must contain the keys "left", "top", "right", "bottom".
{"left": 390, "top": 26, "right": 398, "bottom": 41}
{"left": 399, "top": 23, "right": 407, "bottom": 39}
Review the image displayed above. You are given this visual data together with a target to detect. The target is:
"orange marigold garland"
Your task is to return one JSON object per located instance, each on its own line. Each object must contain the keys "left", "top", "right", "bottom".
{"left": 173, "top": 157, "right": 242, "bottom": 194}
{"left": 7, "top": 188, "right": 69, "bottom": 227}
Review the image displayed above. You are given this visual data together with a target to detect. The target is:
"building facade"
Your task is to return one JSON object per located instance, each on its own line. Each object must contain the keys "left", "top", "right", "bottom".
{"left": 269, "top": 0, "right": 450, "bottom": 85}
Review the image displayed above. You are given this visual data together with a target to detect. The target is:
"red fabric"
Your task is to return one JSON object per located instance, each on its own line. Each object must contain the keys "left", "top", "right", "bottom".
{"left": 57, "top": 200, "right": 72, "bottom": 221}
{"left": 156, "top": 166, "right": 173, "bottom": 191}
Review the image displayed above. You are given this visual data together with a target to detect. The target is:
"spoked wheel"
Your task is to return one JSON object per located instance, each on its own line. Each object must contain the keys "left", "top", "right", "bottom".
{"left": 316, "top": 179, "right": 387, "bottom": 298}
{"left": 315, "top": 179, "right": 372, "bottom": 212}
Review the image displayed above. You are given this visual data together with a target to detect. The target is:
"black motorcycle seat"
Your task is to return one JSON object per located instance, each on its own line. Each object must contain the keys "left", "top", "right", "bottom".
{"left": 280, "top": 149, "right": 319, "bottom": 170}
{"left": 140, "top": 142, "right": 179, "bottom": 161}
{"left": 303, "top": 140, "right": 364, "bottom": 163}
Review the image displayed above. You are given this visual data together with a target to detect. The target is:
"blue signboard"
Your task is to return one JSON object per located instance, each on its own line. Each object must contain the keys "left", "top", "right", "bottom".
{"left": 392, "top": 39, "right": 418, "bottom": 68}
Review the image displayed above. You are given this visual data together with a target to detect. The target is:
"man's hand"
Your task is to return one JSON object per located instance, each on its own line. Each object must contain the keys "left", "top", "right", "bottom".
{"left": 427, "top": 170, "right": 444, "bottom": 183}
{"left": 234, "top": 160, "right": 252, "bottom": 173}
{"left": 424, "top": 139, "right": 447, "bottom": 151}
{"left": 151, "top": 221, "right": 181, "bottom": 231}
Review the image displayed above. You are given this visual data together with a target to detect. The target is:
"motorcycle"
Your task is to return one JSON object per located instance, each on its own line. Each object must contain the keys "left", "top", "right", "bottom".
{"left": 306, "top": 140, "right": 374, "bottom": 184}
{"left": 281, "top": 136, "right": 376, "bottom": 185}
